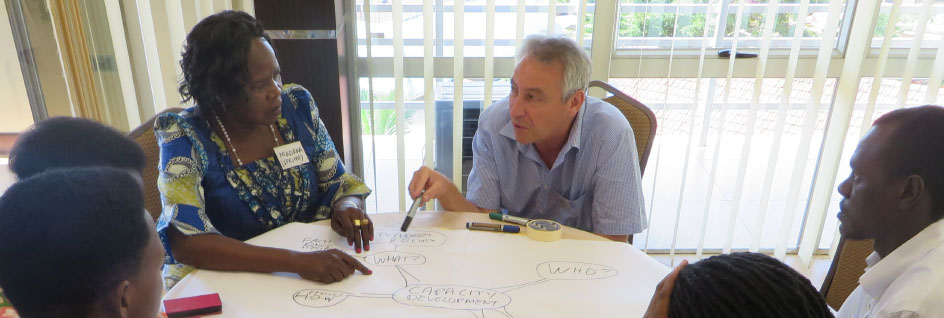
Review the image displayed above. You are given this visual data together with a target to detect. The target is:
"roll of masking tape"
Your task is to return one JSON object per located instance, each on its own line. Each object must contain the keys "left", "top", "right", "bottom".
{"left": 526, "top": 219, "right": 563, "bottom": 242}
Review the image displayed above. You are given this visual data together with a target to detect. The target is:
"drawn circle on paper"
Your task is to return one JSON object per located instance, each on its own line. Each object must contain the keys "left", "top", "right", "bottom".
{"left": 374, "top": 229, "right": 447, "bottom": 247}
{"left": 293, "top": 289, "right": 350, "bottom": 308}
{"left": 392, "top": 284, "right": 512, "bottom": 310}
{"left": 364, "top": 251, "right": 428, "bottom": 266}
{"left": 536, "top": 261, "right": 618, "bottom": 280}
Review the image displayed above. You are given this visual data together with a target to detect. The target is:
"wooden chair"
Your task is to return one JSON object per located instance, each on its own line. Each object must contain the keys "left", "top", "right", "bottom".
{"left": 589, "top": 80, "right": 657, "bottom": 176}
{"left": 820, "top": 237, "right": 875, "bottom": 310}
{"left": 128, "top": 108, "right": 183, "bottom": 222}
{"left": 589, "top": 81, "right": 657, "bottom": 245}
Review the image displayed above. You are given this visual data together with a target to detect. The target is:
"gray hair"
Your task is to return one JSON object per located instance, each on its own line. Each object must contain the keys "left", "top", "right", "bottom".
{"left": 516, "top": 34, "right": 592, "bottom": 102}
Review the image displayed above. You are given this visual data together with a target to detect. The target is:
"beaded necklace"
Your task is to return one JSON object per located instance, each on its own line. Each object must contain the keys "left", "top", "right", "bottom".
{"left": 213, "top": 114, "right": 279, "bottom": 167}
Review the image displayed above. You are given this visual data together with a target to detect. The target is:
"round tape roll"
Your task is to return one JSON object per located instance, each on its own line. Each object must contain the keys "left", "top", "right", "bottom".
{"left": 526, "top": 219, "right": 563, "bottom": 242}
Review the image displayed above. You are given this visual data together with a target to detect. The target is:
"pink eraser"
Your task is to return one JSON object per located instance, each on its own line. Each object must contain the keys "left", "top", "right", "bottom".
{"left": 163, "top": 293, "right": 222, "bottom": 318}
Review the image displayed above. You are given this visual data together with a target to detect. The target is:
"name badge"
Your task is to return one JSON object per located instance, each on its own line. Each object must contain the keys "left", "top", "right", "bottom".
{"left": 274, "top": 141, "right": 308, "bottom": 169}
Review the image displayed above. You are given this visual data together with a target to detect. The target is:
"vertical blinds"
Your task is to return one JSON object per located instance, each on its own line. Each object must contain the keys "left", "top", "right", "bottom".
{"left": 81, "top": 0, "right": 944, "bottom": 265}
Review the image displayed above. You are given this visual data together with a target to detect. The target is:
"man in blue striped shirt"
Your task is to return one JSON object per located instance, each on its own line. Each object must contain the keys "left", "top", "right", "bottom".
{"left": 408, "top": 35, "right": 647, "bottom": 242}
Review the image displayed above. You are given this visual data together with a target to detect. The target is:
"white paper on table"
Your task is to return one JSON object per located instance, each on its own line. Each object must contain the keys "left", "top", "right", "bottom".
{"left": 164, "top": 222, "right": 670, "bottom": 318}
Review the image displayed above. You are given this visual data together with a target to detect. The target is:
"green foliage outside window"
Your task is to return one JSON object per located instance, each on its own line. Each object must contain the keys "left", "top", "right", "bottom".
{"left": 616, "top": 0, "right": 844, "bottom": 39}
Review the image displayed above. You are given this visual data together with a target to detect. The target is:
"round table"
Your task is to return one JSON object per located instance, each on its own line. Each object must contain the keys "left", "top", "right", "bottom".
{"left": 164, "top": 211, "right": 668, "bottom": 318}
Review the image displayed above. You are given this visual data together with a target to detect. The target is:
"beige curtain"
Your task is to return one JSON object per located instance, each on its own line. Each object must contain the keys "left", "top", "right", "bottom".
{"left": 48, "top": 0, "right": 104, "bottom": 123}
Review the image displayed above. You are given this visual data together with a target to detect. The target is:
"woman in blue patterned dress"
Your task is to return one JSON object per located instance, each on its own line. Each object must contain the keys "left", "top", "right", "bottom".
{"left": 155, "top": 11, "right": 373, "bottom": 287}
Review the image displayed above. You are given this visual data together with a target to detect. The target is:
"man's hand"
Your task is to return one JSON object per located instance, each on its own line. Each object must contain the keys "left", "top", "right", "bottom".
{"left": 408, "top": 166, "right": 459, "bottom": 204}
{"left": 408, "top": 166, "right": 494, "bottom": 213}
{"left": 643, "top": 260, "right": 688, "bottom": 318}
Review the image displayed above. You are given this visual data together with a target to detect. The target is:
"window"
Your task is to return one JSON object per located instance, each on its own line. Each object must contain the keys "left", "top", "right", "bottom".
{"left": 352, "top": 0, "right": 944, "bottom": 262}
{"left": 615, "top": 0, "right": 849, "bottom": 52}
{"left": 870, "top": 0, "right": 944, "bottom": 49}
{"left": 356, "top": 0, "right": 595, "bottom": 58}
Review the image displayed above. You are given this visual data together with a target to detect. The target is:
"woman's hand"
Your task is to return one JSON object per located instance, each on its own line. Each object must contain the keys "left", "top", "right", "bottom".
{"left": 166, "top": 228, "right": 371, "bottom": 284}
{"left": 331, "top": 197, "right": 373, "bottom": 253}
{"left": 292, "top": 249, "right": 371, "bottom": 283}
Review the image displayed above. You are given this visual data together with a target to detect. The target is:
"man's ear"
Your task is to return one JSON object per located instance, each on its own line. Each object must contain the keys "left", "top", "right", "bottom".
{"left": 570, "top": 89, "right": 586, "bottom": 114}
{"left": 898, "top": 174, "right": 925, "bottom": 210}
{"left": 114, "top": 280, "right": 132, "bottom": 318}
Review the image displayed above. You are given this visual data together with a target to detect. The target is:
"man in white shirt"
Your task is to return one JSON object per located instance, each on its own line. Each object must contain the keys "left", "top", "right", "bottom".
{"left": 836, "top": 105, "right": 944, "bottom": 318}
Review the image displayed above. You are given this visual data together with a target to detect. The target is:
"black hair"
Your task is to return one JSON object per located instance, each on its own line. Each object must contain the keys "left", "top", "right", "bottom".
{"left": 873, "top": 105, "right": 944, "bottom": 220}
{"left": 9, "top": 116, "right": 146, "bottom": 179}
{"left": 178, "top": 10, "right": 271, "bottom": 117}
{"left": 0, "top": 167, "right": 150, "bottom": 318}
{"left": 669, "top": 252, "right": 833, "bottom": 318}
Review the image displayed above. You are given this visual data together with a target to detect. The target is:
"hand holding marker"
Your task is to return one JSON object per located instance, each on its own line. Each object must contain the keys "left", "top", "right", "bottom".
{"left": 401, "top": 189, "right": 425, "bottom": 232}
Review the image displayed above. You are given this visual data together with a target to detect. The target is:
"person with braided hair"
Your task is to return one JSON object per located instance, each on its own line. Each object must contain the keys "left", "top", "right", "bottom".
{"left": 643, "top": 252, "right": 833, "bottom": 318}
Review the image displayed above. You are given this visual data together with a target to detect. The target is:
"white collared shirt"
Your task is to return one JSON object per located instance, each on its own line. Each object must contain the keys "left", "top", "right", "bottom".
{"left": 837, "top": 219, "right": 944, "bottom": 318}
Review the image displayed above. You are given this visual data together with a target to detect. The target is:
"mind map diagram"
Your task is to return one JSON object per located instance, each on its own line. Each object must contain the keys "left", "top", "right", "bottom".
{"left": 289, "top": 228, "right": 619, "bottom": 318}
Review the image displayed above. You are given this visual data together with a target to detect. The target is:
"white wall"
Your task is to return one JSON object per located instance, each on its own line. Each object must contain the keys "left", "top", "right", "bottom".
{"left": 0, "top": 2, "right": 35, "bottom": 133}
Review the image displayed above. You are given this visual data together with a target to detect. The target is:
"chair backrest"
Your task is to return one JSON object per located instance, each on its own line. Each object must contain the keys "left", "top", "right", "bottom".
{"left": 820, "top": 237, "right": 874, "bottom": 310}
{"left": 588, "top": 80, "right": 657, "bottom": 175}
{"left": 128, "top": 108, "right": 183, "bottom": 222}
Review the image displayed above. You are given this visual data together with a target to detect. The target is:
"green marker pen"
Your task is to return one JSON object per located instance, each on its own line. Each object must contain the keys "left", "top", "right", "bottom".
{"left": 488, "top": 212, "right": 530, "bottom": 226}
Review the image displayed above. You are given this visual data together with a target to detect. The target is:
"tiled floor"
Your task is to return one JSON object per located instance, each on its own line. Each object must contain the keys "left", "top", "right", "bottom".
{"left": 631, "top": 131, "right": 852, "bottom": 252}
